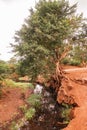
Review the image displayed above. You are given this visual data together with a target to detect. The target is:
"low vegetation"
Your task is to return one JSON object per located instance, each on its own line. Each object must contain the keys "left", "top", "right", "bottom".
{"left": 9, "top": 93, "right": 42, "bottom": 130}
{"left": 61, "top": 103, "right": 73, "bottom": 124}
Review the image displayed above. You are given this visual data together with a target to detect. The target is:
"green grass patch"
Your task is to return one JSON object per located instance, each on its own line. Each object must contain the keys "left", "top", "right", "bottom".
{"left": 61, "top": 103, "right": 72, "bottom": 124}
{"left": 10, "top": 121, "right": 19, "bottom": 130}
{"left": 3, "top": 79, "right": 34, "bottom": 90}
{"left": 25, "top": 107, "right": 36, "bottom": 120}
{"left": 19, "top": 105, "right": 28, "bottom": 114}
{"left": 27, "top": 94, "right": 42, "bottom": 109}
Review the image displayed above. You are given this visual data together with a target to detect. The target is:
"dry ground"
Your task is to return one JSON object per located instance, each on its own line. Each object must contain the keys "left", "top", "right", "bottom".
{"left": 0, "top": 87, "right": 32, "bottom": 128}
{"left": 59, "top": 66, "right": 87, "bottom": 130}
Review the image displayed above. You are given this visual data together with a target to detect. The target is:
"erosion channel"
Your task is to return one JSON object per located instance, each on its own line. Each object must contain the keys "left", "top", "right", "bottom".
{"left": 20, "top": 87, "right": 72, "bottom": 130}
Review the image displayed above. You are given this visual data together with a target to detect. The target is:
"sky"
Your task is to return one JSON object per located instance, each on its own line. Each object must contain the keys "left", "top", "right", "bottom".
{"left": 0, "top": 0, "right": 87, "bottom": 61}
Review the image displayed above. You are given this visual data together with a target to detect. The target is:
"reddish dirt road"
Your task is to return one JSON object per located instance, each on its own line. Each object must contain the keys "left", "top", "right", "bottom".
{"left": 58, "top": 66, "right": 87, "bottom": 130}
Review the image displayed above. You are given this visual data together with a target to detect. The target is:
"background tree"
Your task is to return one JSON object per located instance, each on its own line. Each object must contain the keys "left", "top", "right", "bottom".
{"left": 0, "top": 60, "right": 10, "bottom": 78}
{"left": 11, "top": 0, "right": 86, "bottom": 82}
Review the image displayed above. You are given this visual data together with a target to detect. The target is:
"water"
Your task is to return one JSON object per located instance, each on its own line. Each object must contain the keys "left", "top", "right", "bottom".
{"left": 20, "top": 88, "right": 68, "bottom": 130}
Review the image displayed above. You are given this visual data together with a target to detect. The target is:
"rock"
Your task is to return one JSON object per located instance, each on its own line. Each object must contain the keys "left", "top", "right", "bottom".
{"left": 34, "top": 84, "right": 43, "bottom": 94}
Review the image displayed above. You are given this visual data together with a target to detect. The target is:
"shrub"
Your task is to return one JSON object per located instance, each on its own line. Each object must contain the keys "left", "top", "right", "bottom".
{"left": 0, "top": 89, "right": 2, "bottom": 98}
{"left": 61, "top": 103, "right": 72, "bottom": 124}
{"left": 10, "top": 121, "right": 19, "bottom": 130}
{"left": 61, "top": 58, "right": 70, "bottom": 65}
{"left": 19, "top": 105, "right": 27, "bottom": 113}
{"left": 25, "top": 108, "right": 36, "bottom": 120}
{"left": 69, "top": 59, "right": 81, "bottom": 66}
{"left": 3, "top": 79, "right": 16, "bottom": 88}
{"left": 27, "top": 94, "right": 42, "bottom": 109}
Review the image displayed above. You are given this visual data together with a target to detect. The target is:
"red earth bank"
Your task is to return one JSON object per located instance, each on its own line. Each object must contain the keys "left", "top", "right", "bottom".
{"left": 58, "top": 66, "right": 87, "bottom": 130}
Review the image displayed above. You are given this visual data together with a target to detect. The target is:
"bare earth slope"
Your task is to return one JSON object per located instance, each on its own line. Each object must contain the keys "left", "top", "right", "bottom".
{"left": 58, "top": 67, "right": 87, "bottom": 130}
{"left": 0, "top": 87, "right": 32, "bottom": 127}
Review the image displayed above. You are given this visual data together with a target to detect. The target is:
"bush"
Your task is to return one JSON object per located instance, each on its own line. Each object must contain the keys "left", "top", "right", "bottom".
{"left": 3, "top": 79, "right": 16, "bottom": 88}
{"left": 61, "top": 58, "right": 70, "bottom": 65}
{"left": 25, "top": 108, "right": 36, "bottom": 120}
{"left": 61, "top": 103, "right": 73, "bottom": 124}
{"left": 10, "top": 121, "right": 19, "bottom": 130}
{"left": 27, "top": 94, "right": 42, "bottom": 109}
{"left": 0, "top": 89, "right": 2, "bottom": 98}
{"left": 19, "top": 105, "right": 27, "bottom": 113}
{"left": 69, "top": 59, "right": 81, "bottom": 66}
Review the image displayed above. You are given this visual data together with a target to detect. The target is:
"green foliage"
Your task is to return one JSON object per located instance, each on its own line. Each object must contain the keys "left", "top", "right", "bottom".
{"left": 10, "top": 121, "right": 19, "bottom": 130}
{"left": 0, "top": 59, "right": 19, "bottom": 81}
{"left": 73, "top": 45, "right": 87, "bottom": 64}
{"left": 61, "top": 103, "right": 72, "bottom": 123}
{"left": 0, "top": 60, "right": 10, "bottom": 78}
{"left": 28, "top": 83, "right": 35, "bottom": 89}
{"left": 25, "top": 107, "right": 36, "bottom": 120}
{"left": 3, "top": 79, "right": 33, "bottom": 90}
{"left": 27, "top": 94, "right": 42, "bottom": 109}
{"left": 61, "top": 57, "right": 70, "bottom": 65}
{"left": 12, "top": 0, "right": 86, "bottom": 79}
{"left": 62, "top": 58, "right": 81, "bottom": 66}
{"left": 3, "top": 79, "right": 16, "bottom": 88}
{"left": 69, "top": 59, "right": 81, "bottom": 66}
{"left": 0, "top": 88, "right": 2, "bottom": 98}
{"left": 19, "top": 105, "right": 27, "bottom": 113}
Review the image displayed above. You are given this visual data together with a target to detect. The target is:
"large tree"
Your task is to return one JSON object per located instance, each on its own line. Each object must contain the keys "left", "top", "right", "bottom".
{"left": 12, "top": 0, "right": 86, "bottom": 81}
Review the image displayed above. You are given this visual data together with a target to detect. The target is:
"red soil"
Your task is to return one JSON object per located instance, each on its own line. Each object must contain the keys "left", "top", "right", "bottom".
{"left": 0, "top": 87, "right": 32, "bottom": 128}
{"left": 0, "top": 66, "right": 87, "bottom": 130}
{"left": 58, "top": 66, "right": 87, "bottom": 130}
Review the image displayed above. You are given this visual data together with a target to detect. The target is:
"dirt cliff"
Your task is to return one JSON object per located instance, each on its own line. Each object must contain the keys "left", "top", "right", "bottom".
{"left": 58, "top": 67, "right": 87, "bottom": 130}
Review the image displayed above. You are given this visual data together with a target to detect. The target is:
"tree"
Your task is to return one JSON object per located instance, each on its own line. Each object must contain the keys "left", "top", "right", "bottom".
{"left": 12, "top": 0, "right": 85, "bottom": 82}
{"left": 0, "top": 60, "right": 10, "bottom": 78}
{"left": 69, "top": 22, "right": 87, "bottom": 66}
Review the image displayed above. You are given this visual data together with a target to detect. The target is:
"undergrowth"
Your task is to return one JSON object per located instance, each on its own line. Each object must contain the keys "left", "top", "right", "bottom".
{"left": 3, "top": 79, "right": 34, "bottom": 90}
{"left": 61, "top": 103, "right": 73, "bottom": 124}
{"left": 27, "top": 93, "right": 42, "bottom": 109}
{"left": 10, "top": 93, "right": 42, "bottom": 130}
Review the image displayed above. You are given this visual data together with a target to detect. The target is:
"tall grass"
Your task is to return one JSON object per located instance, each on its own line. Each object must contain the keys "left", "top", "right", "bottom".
{"left": 3, "top": 79, "right": 34, "bottom": 90}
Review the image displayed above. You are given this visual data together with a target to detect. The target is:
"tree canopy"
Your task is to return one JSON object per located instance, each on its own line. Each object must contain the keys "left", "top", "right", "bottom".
{"left": 11, "top": 0, "right": 87, "bottom": 80}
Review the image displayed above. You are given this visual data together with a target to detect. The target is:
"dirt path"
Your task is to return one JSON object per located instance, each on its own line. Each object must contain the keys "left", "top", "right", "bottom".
{"left": 58, "top": 67, "right": 87, "bottom": 130}
{"left": 64, "top": 67, "right": 87, "bottom": 72}
{"left": 0, "top": 87, "right": 32, "bottom": 128}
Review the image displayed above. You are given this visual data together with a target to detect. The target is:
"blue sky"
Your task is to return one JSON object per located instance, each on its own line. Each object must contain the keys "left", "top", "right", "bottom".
{"left": 0, "top": 0, "right": 87, "bottom": 61}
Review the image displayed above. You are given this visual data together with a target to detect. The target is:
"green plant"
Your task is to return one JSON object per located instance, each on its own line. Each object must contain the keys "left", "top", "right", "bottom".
{"left": 27, "top": 94, "right": 42, "bottom": 109}
{"left": 61, "top": 103, "right": 72, "bottom": 123}
{"left": 0, "top": 89, "right": 2, "bottom": 98}
{"left": 4, "top": 79, "right": 16, "bottom": 88}
{"left": 3, "top": 79, "right": 33, "bottom": 90}
{"left": 19, "top": 105, "right": 27, "bottom": 113}
{"left": 69, "top": 59, "right": 81, "bottom": 66}
{"left": 11, "top": 0, "right": 85, "bottom": 81}
{"left": 61, "top": 58, "right": 70, "bottom": 65}
{"left": 28, "top": 83, "right": 35, "bottom": 89}
{"left": 25, "top": 108, "right": 36, "bottom": 120}
{"left": 0, "top": 80, "right": 3, "bottom": 98}
{"left": 10, "top": 121, "right": 19, "bottom": 130}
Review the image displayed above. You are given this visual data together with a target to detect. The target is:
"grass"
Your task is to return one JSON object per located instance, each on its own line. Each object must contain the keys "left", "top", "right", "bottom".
{"left": 10, "top": 121, "right": 19, "bottom": 130}
{"left": 10, "top": 107, "right": 35, "bottom": 130}
{"left": 61, "top": 103, "right": 72, "bottom": 124}
{"left": 25, "top": 107, "right": 36, "bottom": 120}
{"left": 3, "top": 79, "right": 35, "bottom": 90}
{"left": 2, "top": 79, "right": 43, "bottom": 129}
{"left": 19, "top": 104, "right": 28, "bottom": 114}
{"left": 27, "top": 93, "right": 42, "bottom": 109}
